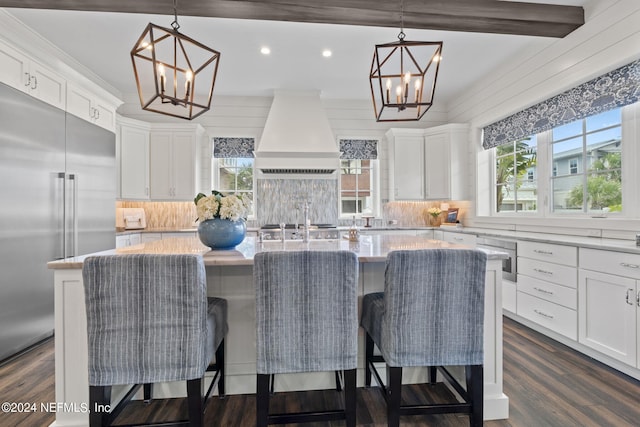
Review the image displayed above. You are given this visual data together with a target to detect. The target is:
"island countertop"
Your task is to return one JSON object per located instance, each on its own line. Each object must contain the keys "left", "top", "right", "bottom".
{"left": 48, "top": 234, "right": 507, "bottom": 269}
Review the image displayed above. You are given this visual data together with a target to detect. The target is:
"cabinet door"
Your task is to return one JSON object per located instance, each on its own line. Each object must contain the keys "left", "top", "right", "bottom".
{"left": 393, "top": 136, "right": 424, "bottom": 200}
{"left": 120, "top": 125, "right": 150, "bottom": 199}
{"left": 149, "top": 132, "right": 173, "bottom": 199}
{"left": 92, "top": 97, "right": 115, "bottom": 131}
{"left": 0, "top": 40, "right": 29, "bottom": 94}
{"left": 578, "top": 269, "right": 637, "bottom": 366}
{"left": 424, "top": 132, "right": 450, "bottom": 200}
{"left": 171, "top": 132, "right": 196, "bottom": 200}
{"left": 29, "top": 61, "right": 65, "bottom": 109}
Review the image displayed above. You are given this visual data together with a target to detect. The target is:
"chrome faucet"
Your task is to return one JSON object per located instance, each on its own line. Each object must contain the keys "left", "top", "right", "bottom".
{"left": 302, "top": 201, "right": 310, "bottom": 243}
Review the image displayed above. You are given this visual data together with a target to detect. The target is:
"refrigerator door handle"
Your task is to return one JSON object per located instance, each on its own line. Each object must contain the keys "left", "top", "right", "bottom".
{"left": 55, "top": 172, "right": 66, "bottom": 260}
{"left": 68, "top": 173, "right": 78, "bottom": 258}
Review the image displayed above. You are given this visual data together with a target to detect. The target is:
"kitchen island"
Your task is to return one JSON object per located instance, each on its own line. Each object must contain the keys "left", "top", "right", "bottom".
{"left": 48, "top": 234, "right": 508, "bottom": 426}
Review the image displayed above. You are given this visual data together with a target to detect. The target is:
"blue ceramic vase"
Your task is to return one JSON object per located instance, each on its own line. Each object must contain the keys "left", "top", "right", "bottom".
{"left": 197, "top": 218, "right": 246, "bottom": 250}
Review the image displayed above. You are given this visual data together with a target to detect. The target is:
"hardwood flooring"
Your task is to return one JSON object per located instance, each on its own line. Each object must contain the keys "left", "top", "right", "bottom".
{"left": 1, "top": 317, "right": 639, "bottom": 426}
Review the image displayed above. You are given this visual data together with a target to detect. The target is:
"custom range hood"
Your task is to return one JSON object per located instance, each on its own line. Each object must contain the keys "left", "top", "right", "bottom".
{"left": 254, "top": 90, "right": 340, "bottom": 176}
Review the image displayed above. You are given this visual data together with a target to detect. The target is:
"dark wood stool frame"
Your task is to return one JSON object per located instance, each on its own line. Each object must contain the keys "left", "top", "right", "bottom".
{"left": 256, "top": 368, "right": 356, "bottom": 427}
{"left": 364, "top": 333, "right": 483, "bottom": 427}
{"left": 89, "top": 339, "right": 226, "bottom": 427}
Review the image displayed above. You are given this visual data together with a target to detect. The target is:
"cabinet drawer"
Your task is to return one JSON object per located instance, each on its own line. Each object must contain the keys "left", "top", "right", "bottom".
{"left": 580, "top": 248, "right": 640, "bottom": 280}
{"left": 518, "top": 275, "right": 577, "bottom": 310}
{"left": 517, "top": 292, "right": 577, "bottom": 340}
{"left": 442, "top": 232, "right": 476, "bottom": 247}
{"left": 518, "top": 257, "right": 577, "bottom": 288}
{"left": 518, "top": 241, "right": 577, "bottom": 266}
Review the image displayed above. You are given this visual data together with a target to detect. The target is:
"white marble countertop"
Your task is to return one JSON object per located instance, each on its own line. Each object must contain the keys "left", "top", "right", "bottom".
{"left": 49, "top": 234, "right": 507, "bottom": 270}
{"left": 440, "top": 226, "right": 640, "bottom": 255}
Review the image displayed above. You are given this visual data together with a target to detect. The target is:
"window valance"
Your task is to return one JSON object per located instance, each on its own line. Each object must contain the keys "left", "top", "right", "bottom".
{"left": 482, "top": 58, "right": 640, "bottom": 149}
{"left": 213, "top": 137, "right": 255, "bottom": 158}
{"left": 339, "top": 139, "right": 378, "bottom": 159}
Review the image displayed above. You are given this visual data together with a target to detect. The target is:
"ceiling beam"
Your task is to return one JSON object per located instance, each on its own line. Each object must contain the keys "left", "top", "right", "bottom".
{"left": 0, "top": 0, "right": 585, "bottom": 38}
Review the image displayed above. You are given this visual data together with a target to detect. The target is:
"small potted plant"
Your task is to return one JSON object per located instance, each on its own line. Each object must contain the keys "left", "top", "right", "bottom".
{"left": 426, "top": 206, "right": 442, "bottom": 227}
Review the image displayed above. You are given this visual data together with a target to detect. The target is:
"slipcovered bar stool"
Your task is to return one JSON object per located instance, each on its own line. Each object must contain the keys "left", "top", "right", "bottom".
{"left": 253, "top": 250, "right": 359, "bottom": 427}
{"left": 82, "top": 254, "right": 228, "bottom": 427}
{"left": 360, "top": 249, "right": 487, "bottom": 427}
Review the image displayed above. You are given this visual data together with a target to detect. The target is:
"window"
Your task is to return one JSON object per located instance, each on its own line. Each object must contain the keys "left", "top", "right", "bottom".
{"left": 569, "top": 158, "right": 578, "bottom": 174}
{"left": 340, "top": 159, "right": 374, "bottom": 215}
{"left": 213, "top": 137, "right": 255, "bottom": 216}
{"left": 551, "top": 108, "right": 622, "bottom": 213}
{"left": 494, "top": 136, "right": 537, "bottom": 213}
{"left": 338, "top": 139, "right": 378, "bottom": 217}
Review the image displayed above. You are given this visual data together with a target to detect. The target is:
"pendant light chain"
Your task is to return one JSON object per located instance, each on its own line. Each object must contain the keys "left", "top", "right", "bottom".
{"left": 398, "top": 0, "right": 405, "bottom": 41}
{"left": 171, "top": 0, "right": 180, "bottom": 31}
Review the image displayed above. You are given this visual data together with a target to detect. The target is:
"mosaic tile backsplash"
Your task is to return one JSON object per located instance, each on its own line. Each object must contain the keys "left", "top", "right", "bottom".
{"left": 256, "top": 179, "right": 339, "bottom": 226}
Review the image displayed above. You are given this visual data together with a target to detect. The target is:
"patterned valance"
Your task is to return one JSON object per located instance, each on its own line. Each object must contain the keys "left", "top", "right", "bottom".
{"left": 339, "top": 139, "right": 378, "bottom": 159}
{"left": 213, "top": 137, "right": 255, "bottom": 158}
{"left": 483, "top": 58, "right": 640, "bottom": 149}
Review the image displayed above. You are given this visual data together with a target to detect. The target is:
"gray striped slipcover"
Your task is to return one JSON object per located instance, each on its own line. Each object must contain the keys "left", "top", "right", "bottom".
{"left": 82, "top": 254, "right": 228, "bottom": 386}
{"left": 254, "top": 250, "right": 359, "bottom": 374}
{"left": 361, "top": 249, "right": 487, "bottom": 367}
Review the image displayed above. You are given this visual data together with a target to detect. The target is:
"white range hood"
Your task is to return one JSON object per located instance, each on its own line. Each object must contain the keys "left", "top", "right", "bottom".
{"left": 255, "top": 90, "right": 340, "bottom": 176}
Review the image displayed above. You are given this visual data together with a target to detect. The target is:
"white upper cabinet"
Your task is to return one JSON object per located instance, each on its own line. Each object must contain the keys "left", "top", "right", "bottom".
{"left": 117, "top": 116, "right": 150, "bottom": 200}
{"left": 387, "top": 129, "right": 425, "bottom": 200}
{"left": 0, "top": 39, "right": 66, "bottom": 109}
{"left": 386, "top": 124, "right": 469, "bottom": 201}
{"left": 66, "top": 83, "right": 116, "bottom": 132}
{"left": 424, "top": 124, "right": 469, "bottom": 200}
{"left": 149, "top": 124, "right": 206, "bottom": 201}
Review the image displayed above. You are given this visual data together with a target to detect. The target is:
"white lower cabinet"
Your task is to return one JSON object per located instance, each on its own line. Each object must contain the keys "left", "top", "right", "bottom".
{"left": 579, "top": 248, "right": 639, "bottom": 367}
{"left": 517, "top": 241, "right": 577, "bottom": 340}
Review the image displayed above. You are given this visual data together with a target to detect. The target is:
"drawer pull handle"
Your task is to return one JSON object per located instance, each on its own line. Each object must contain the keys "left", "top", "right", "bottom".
{"left": 534, "top": 309, "right": 554, "bottom": 319}
{"left": 534, "top": 287, "right": 554, "bottom": 295}
{"left": 533, "top": 268, "right": 553, "bottom": 276}
{"left": 453, "top": 237, "right": 463, "bottom": 241}
{"left": 626, "top": 289, "right": 635, "bottom": 306}
{"left": 636, "top": 291, "right": 640, "bottom": 307}
{"left": 620, "top": 262, "right": 640, "bottom": 269}
{"left": 534, "top": 249, "right": 553, "bottom": 255}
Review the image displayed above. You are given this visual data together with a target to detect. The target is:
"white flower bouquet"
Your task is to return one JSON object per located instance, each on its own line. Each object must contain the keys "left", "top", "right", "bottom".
{"left": 194, "top": 190, "right": 251, "bottom": 222}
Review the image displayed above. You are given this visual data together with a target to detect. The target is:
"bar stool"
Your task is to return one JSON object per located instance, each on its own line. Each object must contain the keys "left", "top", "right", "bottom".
{"left": 360, "top": 249, "right": 487, "bottom": 427}
{"left": 82, "top": 254, "right": 228, "bottom": 427}
{"left": 253, "top": 250, "right": 359, "bottom": 427}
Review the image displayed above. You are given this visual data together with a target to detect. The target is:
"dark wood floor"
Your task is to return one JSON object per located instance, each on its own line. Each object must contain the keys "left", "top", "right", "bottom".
{"left": 1, "top": 317, "right": 639, "bottom": 426}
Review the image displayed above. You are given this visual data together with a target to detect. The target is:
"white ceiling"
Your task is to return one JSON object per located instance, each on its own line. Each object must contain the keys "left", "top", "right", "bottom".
{"left": 5, "top": 0, "right": 592, "bottom": 106}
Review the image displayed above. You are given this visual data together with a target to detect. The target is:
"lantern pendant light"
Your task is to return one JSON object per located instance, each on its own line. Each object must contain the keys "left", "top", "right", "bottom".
{"left": 369, "top": 1, "right": 442, "bottom": 122}
{"left": 130, "top": 0, "right": 221, "bottom": 120}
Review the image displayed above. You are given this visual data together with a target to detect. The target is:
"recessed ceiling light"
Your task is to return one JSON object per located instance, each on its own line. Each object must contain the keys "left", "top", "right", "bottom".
{"left": 260, "top": 47, "right": 271, "bottom": 55}
{"left": 322, "top": 49, "right": 332, "bottom": 58}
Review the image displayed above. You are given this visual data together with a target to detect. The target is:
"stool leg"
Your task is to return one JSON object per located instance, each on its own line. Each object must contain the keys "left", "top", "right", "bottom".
{"left": 386, "top": 366, "right": 402, "bottom": 427}
{"left": 216, "top": 338, "right": 226, "bottom": 398}
{"left": 89, "top": 385, "right": 111, "bottom": 427}
{"left": 365, "top": 332, "right": 374, "bottom": 387}
{"left": 335, "top": 371, "right": 342, "bottom": 392}
{"left": 343, "top": 369, "right": 357, "bottom": 427}
{"left": 186, "top": 378, "right": 204, "bottom": 427}
{"left": 467, "top": 365, "right": 483, "bottom": 427}
{"left": 428, "top": 366, "right": 437, "bottom": 384}
{"left": 143, "top": 383, "right": 153, "bottom": 402}
{"left": 256, "top": 374, "right": 270, "bottom": 427}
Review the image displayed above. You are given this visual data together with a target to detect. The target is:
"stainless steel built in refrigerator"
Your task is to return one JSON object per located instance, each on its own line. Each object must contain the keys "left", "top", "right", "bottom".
{"left": 0, "top": 83, "right": 115, "bottom": 362}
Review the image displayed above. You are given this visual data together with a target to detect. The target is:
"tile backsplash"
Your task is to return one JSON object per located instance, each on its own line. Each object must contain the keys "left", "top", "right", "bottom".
{"left": 117, "top": 201, "right": 197, "bottom": 229}
{"left": 256, "top": 179, "right": 339, "bottom": 225}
